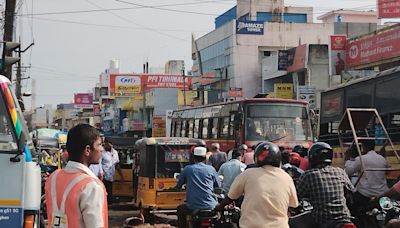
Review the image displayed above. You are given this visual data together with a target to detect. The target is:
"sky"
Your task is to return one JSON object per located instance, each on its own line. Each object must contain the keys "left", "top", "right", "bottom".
{"left": 14, "top": 0, "right": 379, "bottom": 109}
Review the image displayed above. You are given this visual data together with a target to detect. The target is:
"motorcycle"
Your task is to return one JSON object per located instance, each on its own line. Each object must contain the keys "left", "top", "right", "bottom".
{"left": 289, "top": 200, "right": 356, "bottom": 228}
{"left": 365, "top": 197, "right": 400, "bottom": 228}
{"left": 186, "top": 189, "right": 240, "bottom": 228}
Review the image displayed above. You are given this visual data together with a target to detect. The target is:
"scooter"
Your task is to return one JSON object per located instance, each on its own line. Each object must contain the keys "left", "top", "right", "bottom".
{"left": 365, "top": 197, "right": 400, "bottom": 228}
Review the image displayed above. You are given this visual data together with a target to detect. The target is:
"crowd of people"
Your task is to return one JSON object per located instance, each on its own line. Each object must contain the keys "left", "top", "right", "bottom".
{"left": 43, "top": 124, "right": 400, "bottom": 228}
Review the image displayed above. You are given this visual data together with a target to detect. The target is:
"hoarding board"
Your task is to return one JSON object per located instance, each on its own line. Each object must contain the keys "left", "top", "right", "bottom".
{"left": 228, "top": 87, "right": 243, "bottom": 97}
{"left": 378, "top": 0, "right": 400, "bottom": 18}
{"left": 74, "top": 93, "right": 93, "bottom": 109}
{"left": 145, "top": 75, "right": 191, "bottom": 89}
{"left": 330, "top": 35, "right": 347, "bottom": 76}
{"left": 109, "top": 74, "right": 142, "bottom": 97}
{"left": 236, "top": 20, "right": 264, "bottom": 35}
{"left": 346, "top": 26, "right": 400, "bottom": 67}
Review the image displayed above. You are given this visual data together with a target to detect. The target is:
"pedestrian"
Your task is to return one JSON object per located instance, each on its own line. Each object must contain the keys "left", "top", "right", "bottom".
{"left": 207, "top": 143, "right": 227, "bottom": 171}
{"left": 218, "top": 149, "right": 246, "bottom": 193}
{"left": 101, "top": 138, "right": 124, "bottom": 204}
{"left": 241, "top": 144, "right": 255, "bottom": 165}
{"left": 45, "top": 124, "right": 108, "bottom": 228}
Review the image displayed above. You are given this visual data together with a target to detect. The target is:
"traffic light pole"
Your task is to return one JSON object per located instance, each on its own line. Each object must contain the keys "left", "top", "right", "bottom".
{"left": 3, "top": 0, "right": 17, "bottom": 80}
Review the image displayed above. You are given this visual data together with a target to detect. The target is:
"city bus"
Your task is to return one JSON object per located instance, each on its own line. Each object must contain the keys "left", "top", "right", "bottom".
{"left": 170, "top": 98, "right": 314, "bottom": 152}
{"left": 0, "top": 75, "right": 41, "bottom": 227}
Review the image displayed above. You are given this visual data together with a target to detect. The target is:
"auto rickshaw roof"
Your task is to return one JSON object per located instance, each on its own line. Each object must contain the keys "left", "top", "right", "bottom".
{"left": 135, "top": 137, "right": 205, "bottom": 146}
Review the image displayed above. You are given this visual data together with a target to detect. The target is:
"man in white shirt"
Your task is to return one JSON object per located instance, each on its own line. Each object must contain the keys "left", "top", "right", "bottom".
{"left": 101, "top": 138, "right": 124, "bottom": 204}
{"left": 218, "top": 150, "right": 246, "bottom": 193}
{"left": 345, "top": 139, "right": 389, "bottom": 226}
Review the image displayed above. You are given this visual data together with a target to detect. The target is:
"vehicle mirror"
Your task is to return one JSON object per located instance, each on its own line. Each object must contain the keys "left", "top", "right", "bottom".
{"left": 174, "top": 173, "right": 180, "bottom": 179}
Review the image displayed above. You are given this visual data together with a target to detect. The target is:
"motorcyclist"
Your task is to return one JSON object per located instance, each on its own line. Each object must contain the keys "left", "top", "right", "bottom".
{"left": 292, "top": 144, "right": 309, "bottom": 170}
{"left": 290, "top": 142, "right": 354, "bottom": 228}
{"left": 216, "top": 142, "right": 298, "bottom": 228}
{"left": 176, "top": 147, "right": 221, "bottom": 228}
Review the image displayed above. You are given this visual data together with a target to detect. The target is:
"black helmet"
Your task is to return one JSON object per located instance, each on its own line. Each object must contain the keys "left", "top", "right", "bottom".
{"left": 254, "top": 142, "right": 281, "bottom": 167}
{"left": 293, "top": 145, "right": 307, "bottom": 158}
{"left": 308, "top": 142, "right": 333, "bottom": 168}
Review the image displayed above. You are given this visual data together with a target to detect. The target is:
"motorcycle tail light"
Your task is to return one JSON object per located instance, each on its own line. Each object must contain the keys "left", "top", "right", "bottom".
{"left": 200, "top": 219, "right": 211, "bottom": 227}
{"left": 343, "top": 224, "right": 356, "bottom": 228}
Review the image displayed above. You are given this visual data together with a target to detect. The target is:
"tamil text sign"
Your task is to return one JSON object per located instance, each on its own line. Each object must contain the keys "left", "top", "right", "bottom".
{"left": 74, "top": 93, "right": 93, "bottom": 109}
{"left": 346, "top": 27, "right": 400, "bottom": 67}
{"left": 378, "top": 0, "right": 400, "bottom": 18}
{"left": 236, "top": 20, "right": 264, "bottom": 35}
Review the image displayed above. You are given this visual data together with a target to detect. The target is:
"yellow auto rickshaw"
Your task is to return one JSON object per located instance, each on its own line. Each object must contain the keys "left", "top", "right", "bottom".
{"left": 134, "top": 137, "right": 205, "bottom": 221}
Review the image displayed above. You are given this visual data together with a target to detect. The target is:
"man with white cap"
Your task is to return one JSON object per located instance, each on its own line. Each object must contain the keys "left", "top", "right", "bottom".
{"left": 177, "top": 147, "right": 221, "bottom": 228}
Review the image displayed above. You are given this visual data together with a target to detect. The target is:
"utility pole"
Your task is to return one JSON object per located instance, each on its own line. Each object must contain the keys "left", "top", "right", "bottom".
{"left": 182, "top": 65, "right": 186, "bottom": 107}
{"left": 142, "top": 62, "right": 148, "bottom": 137}
{"left": 3, "top": 0, "right": 17, "bottom": 80}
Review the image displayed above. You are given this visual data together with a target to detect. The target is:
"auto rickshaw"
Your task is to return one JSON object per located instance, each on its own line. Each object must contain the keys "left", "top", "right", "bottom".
{"left": 134, "top": 137, "right": 205, "bottom": 221}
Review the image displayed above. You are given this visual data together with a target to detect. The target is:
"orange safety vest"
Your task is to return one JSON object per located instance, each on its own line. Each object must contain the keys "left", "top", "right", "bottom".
{"left": 45, "top": 169, "right": 108, "bottom": 228}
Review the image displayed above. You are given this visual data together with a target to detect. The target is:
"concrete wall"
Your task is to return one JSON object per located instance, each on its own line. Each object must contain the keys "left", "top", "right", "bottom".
{"left": 153, "top": 89, "right": 178, "bottom": 116}
{"left": 334, "top": 22, "right": 378, "bottom": 39}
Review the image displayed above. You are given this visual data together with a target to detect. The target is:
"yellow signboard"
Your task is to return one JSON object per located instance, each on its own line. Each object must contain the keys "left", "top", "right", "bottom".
{"left": 274, "top": 83, "right": 293, "bottom": 99}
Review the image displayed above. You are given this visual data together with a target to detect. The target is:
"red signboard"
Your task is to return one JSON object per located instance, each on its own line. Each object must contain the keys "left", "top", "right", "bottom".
{"left": 378, "top": 0, "right": 400, "bottom": 18}
{"left": 346, "top": 26, "right": 400, "bottom": 67}
{"left": 144, "top": 75, "right": 191, "bottom": 89}
{"left": 93, "top": 104, "right": 100, "bottom": 116}
{"left": 74, "top": 93, "right": 93, "bottom": 108}
{"left": 287, "top": 44, "right": 307, "bottom": 73}
{"left": 228, "top": 87, "right": 243, "bottom": 97}
{"left": 330, "top": 35, "right": 347, "bottom": 50}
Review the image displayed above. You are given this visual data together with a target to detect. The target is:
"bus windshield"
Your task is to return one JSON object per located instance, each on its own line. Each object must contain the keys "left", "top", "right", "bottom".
{"left": 246, "top": 103, "right": 312, "bottom": 142}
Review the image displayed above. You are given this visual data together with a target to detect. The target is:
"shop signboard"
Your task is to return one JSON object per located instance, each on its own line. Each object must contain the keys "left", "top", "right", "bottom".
{"left": 236, "top": 20, "right": 264, "bottom": 35}
{"left": 330, "top": 35, "right": 347, "bottom": 76}
{"left": 378, "top": 0, "right": 400, "bottom": 18}
{"left": 152, "top": 116, "right": 166, "bottom": 137}
{"left": 228, "top": 87, "right": 243, "bottom": 97}
{"left": 346, "top": 26, "right": 400, "bottom": 67}
{"left": 298, "top": 86, "right": 316, "bottom": 109}
{"left": 74, "top": 93, "right": 93, "bottom": 109}
{"left": 144, "top": 75, "right": 191, "bottom": 89}
{"left": 274, "top": 83, "right": 293, "bottom": 99}
{"left": 278, "top": 50, "right": 289, "bottom": 71}
{"left": 109, "top": 74, "right": 142, "bottom": 97}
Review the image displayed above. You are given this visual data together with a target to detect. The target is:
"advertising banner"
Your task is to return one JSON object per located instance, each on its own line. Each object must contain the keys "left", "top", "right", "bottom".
{"left": 298, "top": 86, "right": 316, "bottom": 109}
{"left": 228, "top": 87, "right": 243, "bottom": 97}
{"left": 109, "top": 74, "right": 142, "bottom": 97}
{"left": 287, "top": 44, "right": 307, "bottom": 73}
{"left": 74, "top": 93, "right": 93, "bottom": 109}
{"left": 330, "top": 35, "right": 347, "bottom": 76}
{"left": 236, "top": 20, "right": 264, "bottom": 35}
{"left": 152, "top": 116, "right": 166, "bottom": 137}
{"left": 274, "top": 83, "right": 293, "bottom": 99}
{"left": 278, "top": 50, "right": 289, "bottom": 71}
{"left": 93, "top": 104, "right": 101, "bottom": 116}
{"left": 346, "top": 27, "right": 400, "bottom": 67}
{"left": 144, "top": 75, "right": 191, "bottom": 89}
{"left": 378, "top": 0, "right": 400, "bottom": 18}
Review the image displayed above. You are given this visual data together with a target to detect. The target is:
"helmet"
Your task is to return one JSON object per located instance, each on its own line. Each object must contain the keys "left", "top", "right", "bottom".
{"left": 254, "top": 142, "right": 281, "bottom": 167}
{"left": 292, "top": 145, "right": 307, "bottom": 157}
{"left": 308, "top": 142, "right": 333, "bottom": 168}
{"left": 238, "top": 144, "right": 248, "bottom": 151}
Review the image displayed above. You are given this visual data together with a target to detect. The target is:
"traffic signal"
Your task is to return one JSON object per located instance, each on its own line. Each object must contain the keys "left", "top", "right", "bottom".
{"left": 1, "top": 41, "right": 20, "bottom": 73}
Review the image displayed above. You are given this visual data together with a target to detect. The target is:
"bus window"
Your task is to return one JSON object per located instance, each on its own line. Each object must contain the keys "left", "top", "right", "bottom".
{"left": 220, "top": 117, "right": 230, "bottom": 139}
{"left": 193, "top": 119, "right": 199, "bottom": 138}
{"left": 0, "top": 101, "right": 18, "bottom": 151}
{"left": 202, "top": 119, "right": 209, "bottom": 139}
{"left": 184, "top": 120, "right": 190, "bottom": 137}
{"left": 175, "top": 121, "right": 181, "bottom": 137}
{"left": 229, "top": 114, "right": 235, "bottom": 139}
{"left": 187, "top": 120, "right": 193, "bottom": 137}
{"left": 211, "top": 118, "right": 218, "bottom": 139}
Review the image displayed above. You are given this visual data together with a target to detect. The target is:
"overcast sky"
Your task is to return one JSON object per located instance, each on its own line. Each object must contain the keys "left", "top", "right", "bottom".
{"left": 15, "top": 0, "right": 378, "bottom": 109}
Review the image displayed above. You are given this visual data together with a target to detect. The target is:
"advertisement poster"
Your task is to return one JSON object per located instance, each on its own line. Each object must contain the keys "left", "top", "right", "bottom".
{"left": 346, "top": 27, "right": 400, "bottom": 67}
{"left": 93, "top": 104, "right": 100, "bottom": 116}
{"left": 236, "top": 20, "right": 264, "bottom": 35}
{"left": 0, "top": 207, "right": 23, "bottom": 227}
{"left": 378, "top": 0, "right": 400, "bottom": 18}
{"left": 322, "top": 93, "right": 342, "bottom": 118}
{"left": 74, "top": 93, "right": 93, "bottom": 109}
{"left": 152, "top": 116, "right": 166, "bottom": 137}
{"left": 145, "top": 75, "right": 191, "bottom": 89}
{"left": 109, "top": 74, "right": 142, "bottom": 97}
{"left": 298, "top": 86, "right": 316, "bottom": 109}
{"left": 330, "top": 35, "right": 347, "bottom": 76}
{"left": 278, "top": 50, "right": 289, "bottom": 71}
{"left": 274, "top": 83, "right": 293, "bottom": 99}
